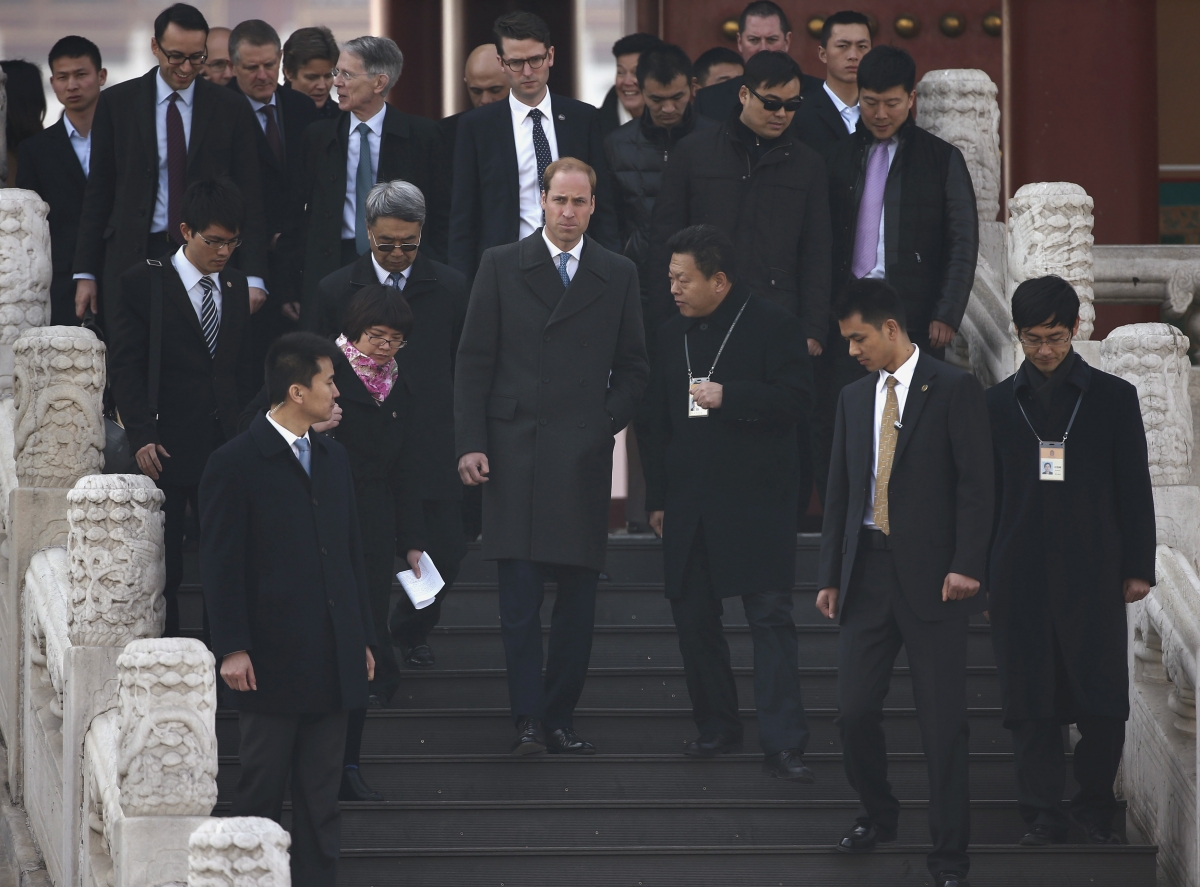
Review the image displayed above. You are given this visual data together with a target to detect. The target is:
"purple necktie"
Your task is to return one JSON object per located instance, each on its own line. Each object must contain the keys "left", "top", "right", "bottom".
{"left": 261, "top": 104, "right": 284, "bottom": 167}
{"left": 851, "top": 140, "right": 891, "bottom": 278}
{"left": 166, "top": 92, "right": 187, "bottom": 245}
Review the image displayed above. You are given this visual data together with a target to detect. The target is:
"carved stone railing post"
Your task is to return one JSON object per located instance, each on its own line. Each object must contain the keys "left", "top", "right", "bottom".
{"left": 0, "top": 68, "right": 8, "bottom": 183}
{"left": 188, "top": 817, "right": 292, "bottom": 886}
{"left": 0, "top": 191, "right": 53, "bottom": 397}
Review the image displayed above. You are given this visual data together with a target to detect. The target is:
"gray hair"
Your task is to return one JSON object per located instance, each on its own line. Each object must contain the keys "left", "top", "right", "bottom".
{"left": 342, "top": 35, "right": 404, "bottom": 95}
{"left": 365, "top": 180, "right": 426, "bottom": 226}
{"left": 228, "top": 20, "right": 281, "bottom": 66}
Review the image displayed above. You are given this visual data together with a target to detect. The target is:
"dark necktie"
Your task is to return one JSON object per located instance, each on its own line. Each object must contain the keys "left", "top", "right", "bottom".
{"left": 528, "top": 108, "right": 552, "bottom": 223}
{"left": 261, "top": 103, "right": 284, "bottom": 166}
{"left": 388, "top": 272, "right": 405, "bottom": 291}
{"left": 199, "top": 276, "right": 219, "bottom": 356}
{"left": 166, "top": 92, "right": 187, "bottom": 244}
{"left": 354, "top": 122, "right": 373, "bottom": 255}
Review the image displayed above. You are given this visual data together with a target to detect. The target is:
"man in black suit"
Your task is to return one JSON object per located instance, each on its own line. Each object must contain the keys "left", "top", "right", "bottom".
{"left": 642, "top": 225, "right": 815, "bottom": 780}
{"left": 793, "top": 11, "right": 872, "bottom": 158}
{"left": 108, "top": 178, "right": 258, "bottom": 638}
{"left": 693, "top": 2, "right": 823, "bottom": 123}
{"left": 300, "top": 35, "right": 448, "bottom": 324}
{"left": 438, "top": 44, "right": 511, "bottom": 203}
{"left": 817, "top": 279, "right": 992, "bottom": 887}
{"left": 314, "top": 180, "right": 469, "bottom": 668}
{"left": 16, "top": 36, "right": 107, "bottom": 326}
{"left": 448, "top": 10, "right": 620, "bottom": 279}
{"left": 200, "top": 332, "right": 375, "bottom": 887}
{"left": 226, "top": 19, "right": 319, "bottom": 341}
{"left": 72, "top": 3, "right": 268, "bottom": 322}
{"left": 456, "top": 158, "right": 648, "bottom": 755}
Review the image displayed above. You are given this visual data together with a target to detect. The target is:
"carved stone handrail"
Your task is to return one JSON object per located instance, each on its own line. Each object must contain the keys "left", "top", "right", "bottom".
{"left": 189, "top": 817, "right": 291, "bottom": 885}
{"left": 1092, "top": 244, "right": 1200, "bottom": 317}
{"left": 0, "top": 398, "right": 17, "bottom": 538}
{"left": 25, "top": 548, "right": 71, "bottom": 717}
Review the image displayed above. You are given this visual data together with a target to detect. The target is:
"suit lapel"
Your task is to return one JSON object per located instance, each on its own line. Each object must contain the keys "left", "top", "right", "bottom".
{"left": 847, "top": 377, "right": 876, "bottom": 510}
{"left": 548, "top": 94, "right": 574, "bottom": 156}
{"left": 213, "top": 273, "right": 245, "bottom": 370}
{"left": 137, "top": 68, "right": 160, "bottom": 177}
{"left": 378, "top": 105, "right": 410, "bottom": 182}
{"left": 518, "top": 232, "right": 567, "bottom": 313}
{"left": 491, "top": 103, "right": 520, "bottom": 220}
{"left": 892, "top": 352, "right": 938, "bottom": 466}
{"left": 164, "top": 258, "right": 210, "bottom": 349}
{"left": 188, "top": 79, "right": 216, "bottom": 168}
{"left": 401, "top": 252, "right": 437, "bottom": 301}
{"left": 49, "top": 120, "right": 86, "bottom": 186}
{"left": 549, "top": 238, "right": 608, "bottom": 326}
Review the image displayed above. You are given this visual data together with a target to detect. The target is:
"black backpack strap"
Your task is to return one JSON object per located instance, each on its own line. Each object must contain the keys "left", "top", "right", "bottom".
{"left": 146, "top": 259, "right": 165, "bottom": 420}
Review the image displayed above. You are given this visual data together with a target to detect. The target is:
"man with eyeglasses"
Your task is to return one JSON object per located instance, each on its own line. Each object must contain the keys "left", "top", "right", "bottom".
{"left": 199, "top": 27, "right": 233, "bottom": 86}
{"left": 448, "top": 10, "right": 619, "bottom": 279}
{"left": 73, "top": 3, "right": 268, "bottom": 326}
{"left": 987, "top": 275, "right": 1154, "bottom": 849}
{"left": 108, "top": 177, "right": 259, "bottom": 639}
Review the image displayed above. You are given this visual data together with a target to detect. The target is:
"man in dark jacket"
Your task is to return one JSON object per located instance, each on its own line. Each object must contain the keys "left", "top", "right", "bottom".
{"left": 456, "top": 158, "right": 649, "bottom": 755}
{"left": 987, "top": 276, "right": 1155, "bottom": 847}
{"left": 314, "top": 180, "right": 469, "bottom": 668}
{"left": 643, "top": 225, "right": 815, "bottom": 780}
{"left": 201, "top": 331, "right": 375, "bottom": 887}
{"left": 793, "top": 10, "right": 872, "bottom": 158}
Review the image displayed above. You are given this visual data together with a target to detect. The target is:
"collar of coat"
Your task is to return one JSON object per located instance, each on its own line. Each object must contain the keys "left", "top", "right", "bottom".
{"left": 1012, "top": 348, "right": 1092, "bottom": 394}
{"left": 327, "top": 104, "right": 412, "bottom": 149}
{"left": 349, "top": 249, "right": 438, "bottom": 292}
{"left": 723, "top": 110, "right": 796, "bottom": 158}
{"left": 637, "top": 102, "right": 699, "bottom": 148}
{"left": 686, "top": 285, "right": 749, "bottom": 331}
{"left": 852, "top": 114, "right": 915, "bottom": 147}
{"left": 249, "top": 409, "right": 329, "bottom": 460}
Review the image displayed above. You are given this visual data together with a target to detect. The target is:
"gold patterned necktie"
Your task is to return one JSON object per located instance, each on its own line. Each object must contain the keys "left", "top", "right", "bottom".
{"left": 873, "top": 375, "right": 899, "bottom": 534}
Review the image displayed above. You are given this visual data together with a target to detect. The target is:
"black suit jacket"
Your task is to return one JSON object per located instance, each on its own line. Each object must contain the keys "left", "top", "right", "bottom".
{"left": 793, "top": 80, "right": 853, "bottom": 159}
{"left": 694, "top": 72, "right": 825, "bottom": 122}
{"left": 199, "top": 412, "right": 374, "bottom": 713}
{"left": 72, "top": 68, "right": 268, "bottom": 312}
{"left": 300, "top": 105, "right": 449, "bottom": 318}
{"left": 448, "top": 94, "right": 620, "bottom": 277}
{"left": 313, "top": 250, "right": 468, "bottom": 501}
{"left": 108, "top": 255, "right": 259, "bottom": 486}
{"left": 15, "top": 118, "right": 88, "bottom": 325}
{"left": 818, "top": 350, "right": 994, "bottom": 622}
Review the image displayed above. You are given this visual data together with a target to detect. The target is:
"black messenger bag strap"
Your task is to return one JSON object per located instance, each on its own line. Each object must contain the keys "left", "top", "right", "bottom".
{"left": 146, "top": 259, "right": 165, "bottom": 420}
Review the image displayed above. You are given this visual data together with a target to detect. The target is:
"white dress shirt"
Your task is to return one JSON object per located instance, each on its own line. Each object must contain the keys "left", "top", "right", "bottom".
{"left": 171, "top": 246, "right": 222, "bottom": 327}
{"left": 864, "top": 344, "right": 920, "bottom": 528}
{"left": 153, "top": 72, "right": 194, "bottom": 234}
{"left": 63, "top": 115, "right": 92, "bottom": 177}
{"left": 372, "top": 254, "right": 413, "bottom": 288}
{"left": 510, "top": 91, "right": 559, "bottom": 239}
{"left": 865, "top": 137, "right": 899, "bottom": 281}
{"left": 265, "top": 410, "right": 311, "bottom": 463}
{"left": 247, "top": 92, "right": 280, "bottom": 137}
{"left": 342, "top": 104, "right": 387, "bottom": 239}
{"left": 541, "top": 227, "right": 582, "bottom": 282}
{"left": 823, "top": 82, "right": 861, "bottom": 134}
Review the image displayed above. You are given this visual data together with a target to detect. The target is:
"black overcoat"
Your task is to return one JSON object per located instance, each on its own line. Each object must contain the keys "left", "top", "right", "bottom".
{"left": 986, "top": 354, "right": 1156, "bottom": 724}
{"left": 455, "top": 231, "right": 649, "bottom": 571}
{"left": 642, "top": 291, "right": 813, "bottom": 598}
{"left": 199, "top": 411, "right": 376, "bottom": 713}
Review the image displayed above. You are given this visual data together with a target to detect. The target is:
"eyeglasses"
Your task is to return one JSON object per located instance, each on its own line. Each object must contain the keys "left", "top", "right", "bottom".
{"left": 747, "top": 85, "right": 802, "bottom": 113}
{"left": 197, "top": 233, "right": 242, "bottom": 251}
{"left": 370, "top": 230, "right": 421, "bottom": 253}
{"left": 502, "top": 53, "right": 549, "bottom": 72}
{"left": 203, "top": 59, "right": 230, "bottom": 73}
{"left": 365, "top": 333, "right": 407, "bottom": 350}
{"left": 1018, "top": 332, "right": 1073, "bottom": 348}
{"left": 330, "top": 67, "right": 361, "bottom": 81}
{"left": 163, "top": 50, "right": 208, "bottom": 67}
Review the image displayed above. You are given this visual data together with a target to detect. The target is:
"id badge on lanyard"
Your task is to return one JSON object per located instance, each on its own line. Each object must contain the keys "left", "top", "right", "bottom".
{"left": 684, "top": 299, "right": 749, "bottom": 420}
{"left": 1018, "top": 390, "right": 1083, "bottom": 484}
{"left": 688, "top": 377, "right": 709, "bottom": 418}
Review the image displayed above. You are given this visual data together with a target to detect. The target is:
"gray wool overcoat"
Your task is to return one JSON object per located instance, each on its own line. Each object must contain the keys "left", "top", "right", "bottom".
{"left": 455, "top": 231, "right": 649, "bottom": 571}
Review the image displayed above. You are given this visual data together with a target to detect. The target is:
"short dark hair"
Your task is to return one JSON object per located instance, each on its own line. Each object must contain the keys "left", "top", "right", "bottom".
{"left": 636, "top": 43, "right": 693, "bottom": 89}
{"left": 153, "top": 3, "right": 209, "bottom": 43}
{"left": 821, "top": 10, "right": 872, "bottom": 47}
{"left": 1011, "top": 275, "right": 1080, "bottom": 332}
{"left": 693, "top": 47, "right": 743, "bottom": 86}
{"left": 341, "top": 284, "right": 415, "bottom": 342}
{"left": 181, "top": 177, "right": 243, "bottom": 235}
{"left": 742, "top": 50, "right": 803, "bottom": 91}
{"left": 48, "top": 36, "right": 102, "bottom": 73}
{"left": 266, "top": 332, "right": 341, "bottom": 405}
{"left": 493, "top": 11, "right": 552, "bottom": 55}
{"left": 739, "top": 1, "right": 791, "bottom": 35}
{"left": 0, "top": 61, "right": 46, "bottom": 149}
{"left": 228, "top": 19, "right": 280, "bottom": 66}
{"left": 666, "top": 224, "right": 738, "bottom": 283}
{"left": 834, "top": 278, "right": 907, "bottom": 331}
{"left": 857, "top": 45, "right": 915, "bottom": 94}
{"left": 613, "top": 33, "right": 661, "bottom": 59}
{"left": 282, "top": 25, "right": 338, "bottom": 77}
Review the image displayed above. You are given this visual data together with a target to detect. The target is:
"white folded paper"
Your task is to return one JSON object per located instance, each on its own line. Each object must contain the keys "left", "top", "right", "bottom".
{"left": 396, "top": 552, "right": 445, "bottom": 610}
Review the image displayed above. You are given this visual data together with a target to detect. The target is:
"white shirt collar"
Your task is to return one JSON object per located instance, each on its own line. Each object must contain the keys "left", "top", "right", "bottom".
{"left": 877, "top": 344, "right": 920, "bottom": 391}
{"left": 265, "top": 410, "right": 309, "bottom": 449}
{"left": 63, "top": 115, "right": 86, "bottom": 140}
{"left": 541, "top": 227, "right": 583, "bottom": 263}
{"left": 248, "top": 91, "right": 278, "bottom": 113}
{"left": 823, "top": 81, "right": 852, "bottom": 113}
{"left": 156, "top": 70, "right": 196, "bottom": 105}
{"left": 353, "top": 102, "right": 387, "bottom": 136}
{"left": 172, "top": 245, "right": 217, "bottom": 293}
{"left": 371, "top": 253, "right": 413, "bottom": 285}
{"left": 510, "top": 89, "right": 553, "bottom": 126}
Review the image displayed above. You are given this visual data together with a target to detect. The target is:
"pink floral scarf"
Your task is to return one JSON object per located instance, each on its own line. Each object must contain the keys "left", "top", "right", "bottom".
{"left": 337, "top": 335, "right": 398, "bottom": 403}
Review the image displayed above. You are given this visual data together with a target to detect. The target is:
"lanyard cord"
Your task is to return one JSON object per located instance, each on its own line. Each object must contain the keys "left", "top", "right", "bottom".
{"left": 685, "top": 298, "right": 750, "bottom": 381}
{"left": 1017, "top": 390, "right": 1084, "bottom": 443}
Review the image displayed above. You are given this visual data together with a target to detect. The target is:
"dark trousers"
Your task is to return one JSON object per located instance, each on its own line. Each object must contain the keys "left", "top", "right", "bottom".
{"left": 497, "top": 559, "right": 599, "bottom": 730}
{"left": 837, "top": 543, "right": 971, "bottom": 879}
{"left": 233, "top": 710, "right": 348, "bottom": 887}
{"left": 1010, "top": 716, "right": 1125, "bottom": 834}
{"left": 390, "top": 499, "right": 467, "bottom": 647}
{"left": 670, "top": 529, "right": 810, "bottom": 754}
{"left": 160, "top": 482, "right": 198, "bottom": 639}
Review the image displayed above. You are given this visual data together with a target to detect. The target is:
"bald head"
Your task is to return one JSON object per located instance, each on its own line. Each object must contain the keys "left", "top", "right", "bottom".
{"left": 464, "top": 43, "right": 509, "bottom": 107}
{"left": 202, "top": 27, "right": 233, "bottom": 85}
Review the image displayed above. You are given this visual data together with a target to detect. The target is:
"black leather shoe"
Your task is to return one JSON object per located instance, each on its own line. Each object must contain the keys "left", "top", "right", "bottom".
{"left": 403, "top": 644, "right": 435, "bottom": 668}
{"left": 366, "top": 693, "right": 384, "bottom": 709}
{"left": 339, "top": 767, "right": 383, "bottom": 802}
{"left": 546, "top": 727, "right": 597, "bottom": 755}
{"left": 762, "top": 749, "right": 815, "bottom": 782}
{"left": 1085, "top": 825, "right": 1125, "bottom": 845}
{"left": 511, "top": 717, "right": 546, "bottom": 755}
{"left": 683, "top": 733, "right": 743, "bottom": 757}
{"left": 1019, "top": 823, "right": 1066, "bottom": 846}
{"left": 936, "top": 873, "right": 970, "bottom": 887}
{"left": 837, "top": 822, "right": 896, "bottom": 853}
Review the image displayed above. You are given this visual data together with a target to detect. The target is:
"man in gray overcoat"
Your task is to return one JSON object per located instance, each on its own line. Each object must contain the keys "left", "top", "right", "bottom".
{"left": 456, "top": 157, "right": 649, "bottom": 755}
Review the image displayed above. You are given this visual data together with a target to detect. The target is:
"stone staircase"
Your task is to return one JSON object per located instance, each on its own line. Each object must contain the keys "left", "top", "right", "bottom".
{"left": 182, "top": 536, "right": 1158, "bottom": 886}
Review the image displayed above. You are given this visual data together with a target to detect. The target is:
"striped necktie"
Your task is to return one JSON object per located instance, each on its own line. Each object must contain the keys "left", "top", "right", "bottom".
{"left": 199, "top": 276, "right": 219, "bottom": 356}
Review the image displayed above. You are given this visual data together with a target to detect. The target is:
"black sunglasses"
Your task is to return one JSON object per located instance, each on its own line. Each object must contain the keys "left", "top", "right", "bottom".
{"left": 747, "top": 84, "right": 803, "bottom": 113}
{"left": 369, "top": 230, "right": 421, "bottom": 253}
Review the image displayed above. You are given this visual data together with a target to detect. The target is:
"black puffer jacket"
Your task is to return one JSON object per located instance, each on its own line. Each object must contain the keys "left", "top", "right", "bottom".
{"left": 604, "top": 105, "right": 718, "bottom": 277}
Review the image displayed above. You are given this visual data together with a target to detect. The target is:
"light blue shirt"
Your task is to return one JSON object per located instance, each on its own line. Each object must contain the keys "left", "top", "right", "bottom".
{"left": 247, "top": 92, "right": 279, "bottom": 137}
{"left": 153, "top": 72, "right": 194, "bottom": 235}
{"left": 62, "top": 115, "right": 91, "bottom": 177}
{"left": 342, "top": 103, "right": 386, "bottom": 239}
